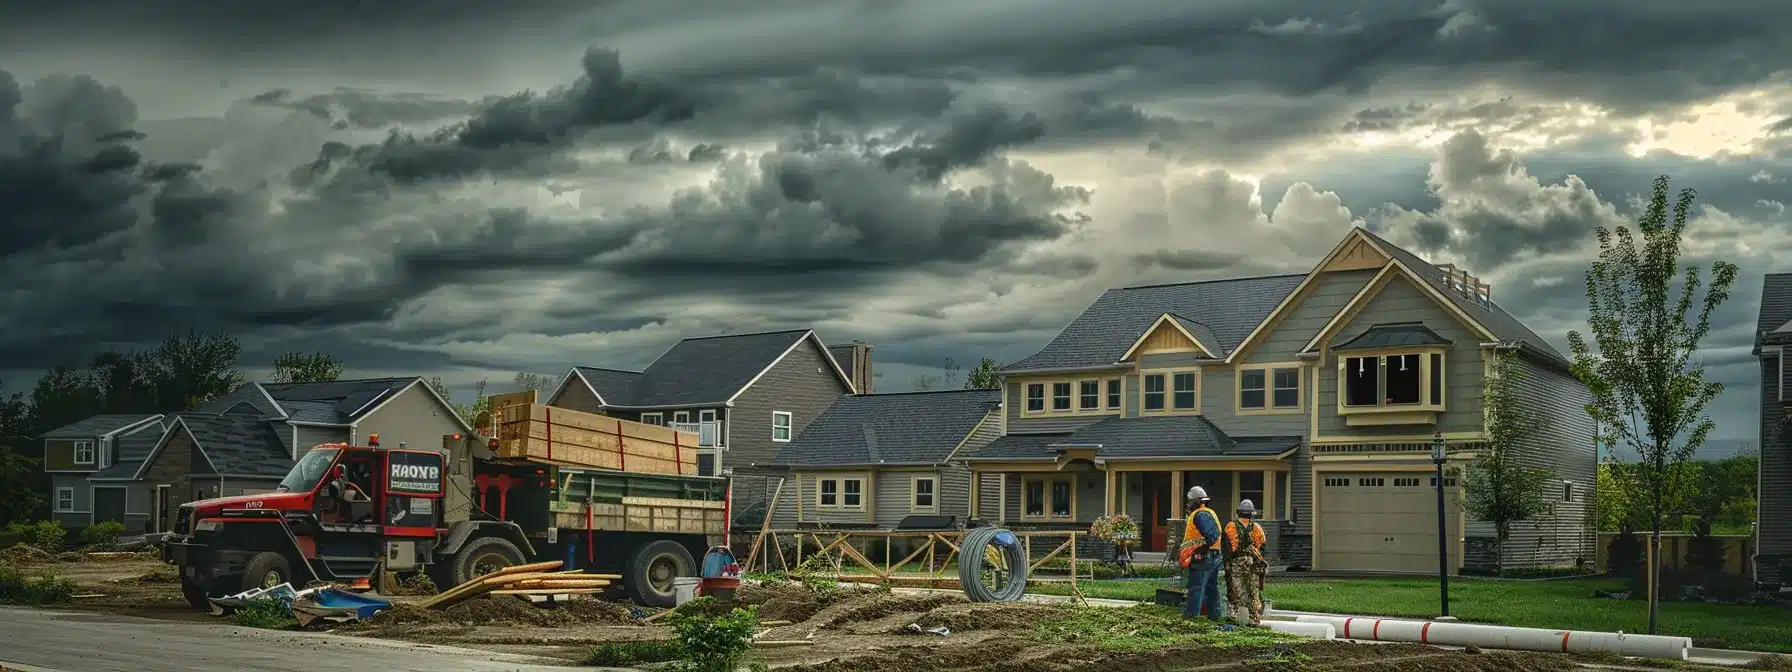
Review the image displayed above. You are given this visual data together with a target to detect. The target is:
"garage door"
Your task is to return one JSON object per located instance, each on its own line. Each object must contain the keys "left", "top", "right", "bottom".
{"left": 1317, "top": 472, "right": 1461, "bottom": 573}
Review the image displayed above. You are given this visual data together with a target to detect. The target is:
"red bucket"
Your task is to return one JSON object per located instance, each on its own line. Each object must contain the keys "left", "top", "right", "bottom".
{"left": 697, "top": 576, "right": 740, "bottom": 603}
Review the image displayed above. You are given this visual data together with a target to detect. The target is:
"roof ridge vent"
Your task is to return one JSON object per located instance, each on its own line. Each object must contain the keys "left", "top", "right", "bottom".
{"left": 1434, "top": 263, "right": 1493, "bottom": 308}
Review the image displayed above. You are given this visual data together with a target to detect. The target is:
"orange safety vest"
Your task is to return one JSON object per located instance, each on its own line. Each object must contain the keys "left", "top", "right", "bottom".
{"left": 1177, "top": 506, "right": 1221, "bottom": 567}
{"left": 1224, "top": 519, "right": 1266, "bottom": 560}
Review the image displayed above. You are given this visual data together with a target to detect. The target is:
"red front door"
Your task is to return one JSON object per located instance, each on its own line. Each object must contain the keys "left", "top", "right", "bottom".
{"left": 1141, "top": 473, "right": 1172, "bottom": 552}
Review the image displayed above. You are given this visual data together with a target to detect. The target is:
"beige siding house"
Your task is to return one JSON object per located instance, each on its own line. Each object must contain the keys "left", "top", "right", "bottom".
{"left": 964, "top": 227, "right": 1598, "bottom": 574}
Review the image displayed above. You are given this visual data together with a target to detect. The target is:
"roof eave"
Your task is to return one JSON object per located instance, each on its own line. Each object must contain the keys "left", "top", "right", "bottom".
{"left": 998, "top": 363, "right": 1134, "bottom": 376}
{"left": 604, "top": 401, "right": 734, "bottom": 411}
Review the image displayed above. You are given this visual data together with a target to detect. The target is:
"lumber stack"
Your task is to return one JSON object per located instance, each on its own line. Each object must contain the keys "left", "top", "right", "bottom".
{"left": 418, "top": 561, "right": 623, "bottom": 609}
{"left": 491, "top": 403, "right": 699, "bottom": 475}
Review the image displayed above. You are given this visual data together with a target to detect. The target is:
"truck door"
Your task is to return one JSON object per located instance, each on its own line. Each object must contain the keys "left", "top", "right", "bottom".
{"left": 383, "top": 450, "right": 446, "bottom": 537}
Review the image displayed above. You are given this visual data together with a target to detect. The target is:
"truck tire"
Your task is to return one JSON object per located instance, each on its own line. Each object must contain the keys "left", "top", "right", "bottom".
{"left": 451, "top": 536, "right": 526, "bottom": 587}
{"left": 241, "top": 552, "right": 293, "bottom": 594}
{"left": 624, "top": 540, "right": 695, "bottom": 607}
{"left": 181, "top": 578, "right": 210, "bottom": 609}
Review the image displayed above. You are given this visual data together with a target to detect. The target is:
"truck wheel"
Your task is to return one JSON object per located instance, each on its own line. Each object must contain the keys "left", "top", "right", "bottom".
{"left": 181, "top": 578, "right": 210, "bottom": 609}
{"left": 624, "top": 540, "right": 695, "bottom": 607}
{"left": 241, "top": 552, "right": 293, "bottom": 593}
{"left": 451, "top": 537, "right": 525, "bottom": 587}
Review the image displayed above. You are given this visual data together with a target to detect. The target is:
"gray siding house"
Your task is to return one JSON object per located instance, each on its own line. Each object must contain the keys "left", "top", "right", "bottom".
{"left": 124, "top": 378, "right": 470, "bottom": 532}
{"left": 547, "top": 329, "right": 864, "bottom": 515}
{"left": 765, "top": 389, "right": 1002, "bottom": 531}
{"left": 963, "top": 227, "right": 1597, "bottom": 574}
{"left": 41, "top": 414, "right": 167, "bottom": 532}
{"left": 1752, "top": 273, "right": 1792, "bottom": 587}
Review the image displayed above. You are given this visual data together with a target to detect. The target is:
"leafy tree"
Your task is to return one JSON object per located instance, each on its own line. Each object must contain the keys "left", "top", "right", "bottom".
{"left": 27, "top": 366, "right": 101, "bottom": 436}
{"left": 151, "top": 330, "right": 245, "bottom": 411}
{"left": 428, "top": 377, "right": 489, "bottom": 427}
{"left": 964, "top": 357, "right": 1002, "bottom": 390}
{"left": 511, "top": 372, "right": 558, "bottom": 396}
{"left": 1567, "top": 175, "right": 1738, "bottom": 634}
{"left": 0, "top": 448, "right": 45, "bottom": 525}
{"left": 911, "top": 358, "right": 963, "bottom": 392}
{"left": 1461, "top": 352, "right": 1554, "bottom": 558}
{"left": 89, "top": 351, "right": 160, "bottom": 414}
{"left": 271, "top": 352, "right": 344, "bottom": 383}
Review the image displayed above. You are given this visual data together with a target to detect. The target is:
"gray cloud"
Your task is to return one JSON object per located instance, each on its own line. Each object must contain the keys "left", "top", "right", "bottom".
{"left": 250, "top": 88, "right": 472, "bottom": 130}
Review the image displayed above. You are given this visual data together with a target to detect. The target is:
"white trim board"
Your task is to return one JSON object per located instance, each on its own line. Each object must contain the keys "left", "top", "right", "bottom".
{"left": 130, "top": 416, "right": 222, "bottom": 480}
{"left": 352, "top": 377, "right": 473, "bottom": 434}
{"left": 254, "top": 383, "right": 290, "bottom": 419}
{"left": 727, "top": 331, "right": 859, "bottom": 404}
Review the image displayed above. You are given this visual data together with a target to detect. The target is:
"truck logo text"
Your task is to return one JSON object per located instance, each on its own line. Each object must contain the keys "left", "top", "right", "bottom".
{"left": 391, "top": 464, "right": 440, "bottom": 481}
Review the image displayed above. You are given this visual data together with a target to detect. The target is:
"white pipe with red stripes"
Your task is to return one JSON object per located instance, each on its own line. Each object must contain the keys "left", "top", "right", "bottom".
{"left": 1292, "top": 615, "right": 1692, "bottom": 661}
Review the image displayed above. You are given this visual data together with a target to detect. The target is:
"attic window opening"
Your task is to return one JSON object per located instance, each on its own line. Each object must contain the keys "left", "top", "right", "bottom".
{"left": 772, "top": 411, "right": 792, "bottom": 442}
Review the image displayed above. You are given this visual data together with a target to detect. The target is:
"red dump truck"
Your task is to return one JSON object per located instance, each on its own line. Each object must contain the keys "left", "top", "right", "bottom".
{"left": 162, "top": 430, "right": 729, "bottom": 608}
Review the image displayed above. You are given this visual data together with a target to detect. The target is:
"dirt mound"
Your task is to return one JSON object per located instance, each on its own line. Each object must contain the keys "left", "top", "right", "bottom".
{"left": 557, "top": 599, "right": 640, "bottom": 625}
{"left": 757, "top": 597, "right": 826, "bottom": 623}
{"left": 109, "top": 566, "right": 179, "bottom": 585}
{"left": 782, "top": 636, "right": 1091, "bottom": 672}
{"left": 0, "top": 544, "right": 55, "bottom": 565}
{"left": 365, "top": 603, "right": 450, "bottom": 626}
{"left": 904, "top": 603, "right": 1071, "bottom": 633}
{"left": 735, "top": 582, "right": 836, "bottom": 623}
{"left": 823, "top": 593, "right": 966, "bottom": 626}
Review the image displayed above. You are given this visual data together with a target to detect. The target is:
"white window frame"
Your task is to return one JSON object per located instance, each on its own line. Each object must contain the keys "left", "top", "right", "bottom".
{"left": 911, "top": 475, "right": 937, "bottom": 513}
{"left": 1562, "top": 480, "right": 1575, "bottom": 503}
{"left": 72, "top": 440, "right": 96, "bottom": 466}
{"left": 673, "top": 411, "right": 691, "bottom": 424}
{"left": 56, "top": 487, "right": 75, "bottom": 512}
{"left": 641, "top": 412, "right": 664, "bottom": 426}
{"left": 772, "top": 411, "right": 793, "bottom": 443}
{"left": 815, "top": 476, "right": 866, "bottom": 510}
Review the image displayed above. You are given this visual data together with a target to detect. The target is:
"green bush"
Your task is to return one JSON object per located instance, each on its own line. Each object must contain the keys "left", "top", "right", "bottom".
{"left": 666, "top": 597, "right": 759, "bottom": 672}
{"left": 230, "top": 598, "right": 296, "bottom": 629}
{"left": 27, "top": 521, "right": 66, "bottom": 550}
{"left": 582, "top": 640, "right": 684, "bottom": 667}
{"left": 82, "top": 521, "right": 126, "bottom": 548}
{"left": 0, "top": 564, "right": 77, "bottom": 605}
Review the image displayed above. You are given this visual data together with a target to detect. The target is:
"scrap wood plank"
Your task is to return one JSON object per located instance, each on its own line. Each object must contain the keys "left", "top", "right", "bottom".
{"left": 490, "top": 589, "right": 605, "bottom": 595}
{"left": 420, "top": 561, "right": 565, "bottom": 608}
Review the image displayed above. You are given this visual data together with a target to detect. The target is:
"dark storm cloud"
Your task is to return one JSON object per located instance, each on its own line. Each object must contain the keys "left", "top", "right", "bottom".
{"left": 1132, "top": 249, "right": 1250, "bottom": 272}
{"left": 251, "top": 88, "right": 473, "bottom": 130}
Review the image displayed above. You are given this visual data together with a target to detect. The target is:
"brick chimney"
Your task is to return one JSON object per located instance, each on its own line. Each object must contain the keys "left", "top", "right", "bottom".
{"left": 828, "top": 341, "right": 874, "bottom": 394}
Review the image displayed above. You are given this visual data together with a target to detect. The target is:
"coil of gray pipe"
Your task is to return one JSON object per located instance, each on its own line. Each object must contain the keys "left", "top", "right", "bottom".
{"left": 958, "top": 527, "right": 1029, "bottom": 602}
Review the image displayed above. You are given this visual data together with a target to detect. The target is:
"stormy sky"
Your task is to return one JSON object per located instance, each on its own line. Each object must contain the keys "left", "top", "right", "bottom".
{"left": 2, "top": 0, "right": 1789, "bottom": 449}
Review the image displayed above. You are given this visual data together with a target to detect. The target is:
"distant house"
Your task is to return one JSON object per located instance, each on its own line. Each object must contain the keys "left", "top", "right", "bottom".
{"left": 962, "top": 227, "right": 1598, "bottom": 574}
{"left": 1752, "top": 273, "right": 1792, "bottom": 587}
{"left": 41, "top": 414, "right": 167, "bottom": 532}
{"left": 764, "top": 389, "right": 1002, "bottom": 531}
{"left": 547, "top": 330, "right": 866, "bottom": 493}
{"left": 120, "top": 377, "right": 469, "bottom": 532}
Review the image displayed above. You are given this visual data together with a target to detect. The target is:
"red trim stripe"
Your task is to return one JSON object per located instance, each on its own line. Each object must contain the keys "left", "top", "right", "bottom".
{"left": 1561, "top": 631, "right": 1572, "bottom": 653}
{"left": 1373, "top": 620, "right": 1382, "bottom": 640}
{"left": 1343, "top": 618, "right": 1355, "bottom": 639}
{"left": 545, "top": 406, "right": 554, "bottom": 461}
{"left": 1420, "top": 622, "right": 1432, "bottom": 643}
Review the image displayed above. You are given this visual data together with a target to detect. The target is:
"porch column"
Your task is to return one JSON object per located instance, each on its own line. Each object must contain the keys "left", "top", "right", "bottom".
{"left": 997, "top": 474, "right": 1008, "bottom": 524}
{"left": 1104, "top": 469, "right": 1117, "bottom": 517}
{"left": 970, "top": 470, "right": 981, "bottom": 520}
{"left": 1170, "top": 470, "right": 1185, "bottom": 525}
{"left": 1262, "top": 470, "right": 1276, "bottom": 519}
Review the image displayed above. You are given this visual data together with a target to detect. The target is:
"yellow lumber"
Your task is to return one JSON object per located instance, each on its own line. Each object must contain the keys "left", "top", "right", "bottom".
{"left": 490, "top": 589, "right": 606, "bottom": 595}
{"left": 421, "top": 561, "right": 566, "bottom": 608}
{"left": 499, "top": 403, "right": 696, "bottom": 445}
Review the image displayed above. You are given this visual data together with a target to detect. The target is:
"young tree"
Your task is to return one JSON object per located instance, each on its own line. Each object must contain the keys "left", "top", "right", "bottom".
{"left": 964, "top": 357, "right": 1002, "bottom": 390}
{"left": 27, "top": 365, "right": 102, "bottom": 435}
{"left": 89, "top": 350, "right": 161, "bottom": 414}
{"left": 1567, "top": 175, "right": 1738, "bottom": 634}
{"left": 151, "top": 330, "right": 246, "bottom": 410}
{"left": 1461, "top": 352, "right": 1554, "bottom": 564}
{"left": 271, "top": 352, "right": 345, "bottom": 383}
{"left": 429, "top": 377, "right": 489, "bottom": 427}
{"left": 0, "top": 448, "right": 46, "bottom": 525}
{"left": 511, "top": 372, "right": 558, "bottom": 396}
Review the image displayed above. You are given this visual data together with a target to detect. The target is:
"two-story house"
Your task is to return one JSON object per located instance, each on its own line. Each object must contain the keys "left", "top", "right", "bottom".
{"left": 766, "top": 389, "right": 1003, "bottom": 532}
{"left": 122, "top": 377, "right": 471, "bottom": 532}
{"left": 1751, "top": 273, "right": 1792, "bottom": 588}
{"left": 41, "top": 413, "right": 168, "bottom": 532}
{"left": 547, "top": 329, "right": 867, "bottom": 513}
{"left": 962, "top": 227, "right": 1597, "bottom": 574}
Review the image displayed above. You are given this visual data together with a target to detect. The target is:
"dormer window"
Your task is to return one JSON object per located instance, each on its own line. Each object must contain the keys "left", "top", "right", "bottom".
{"left": 1332, "top": 323, "right": 1451, "bottom": 426}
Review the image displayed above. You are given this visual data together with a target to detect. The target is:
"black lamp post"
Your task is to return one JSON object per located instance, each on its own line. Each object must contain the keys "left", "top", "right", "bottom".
{"left": 1431, "top": 430, "right": 1450, "bottom": 618}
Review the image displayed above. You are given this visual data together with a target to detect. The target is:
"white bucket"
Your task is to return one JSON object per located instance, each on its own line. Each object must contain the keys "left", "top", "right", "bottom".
{"left": 673, "top": 576, "right": 701, "bottom": 605}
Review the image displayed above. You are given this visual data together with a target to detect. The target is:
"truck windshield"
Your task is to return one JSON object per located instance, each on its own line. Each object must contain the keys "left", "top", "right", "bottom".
{"left": 277, "top": 448, "right": 341, "bottom": 493}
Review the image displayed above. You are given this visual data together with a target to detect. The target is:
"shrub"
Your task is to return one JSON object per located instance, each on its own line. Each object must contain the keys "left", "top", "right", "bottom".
{"left": 28, "top": 521, "right": 66, "bottom": 550}
{"left": 582, "top": 640, "right": 684, "bottom": 667}
{"left": 230, "top": 598, "right": 296, "bottom": 629}
{"left": 0, "top": 564, "right": 77, "bottom": 605}
{"left": 82, "top": 521, "right": 126, "bottom": 548}
{"left": 666, "top": 598, "right": 758, "bottom": 672}
{"left": 1607, "top": 529, "right": 1642, "bottom": 578}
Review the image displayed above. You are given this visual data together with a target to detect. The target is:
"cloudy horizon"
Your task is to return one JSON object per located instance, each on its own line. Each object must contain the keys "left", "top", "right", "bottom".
{"left": 3, "top": 0, "right": 1789, "bottom": 451}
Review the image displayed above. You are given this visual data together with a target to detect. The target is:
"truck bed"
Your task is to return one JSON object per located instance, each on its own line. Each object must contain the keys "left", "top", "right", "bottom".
{"left": 549, "top": 467, "right": 727, "bottom": 536}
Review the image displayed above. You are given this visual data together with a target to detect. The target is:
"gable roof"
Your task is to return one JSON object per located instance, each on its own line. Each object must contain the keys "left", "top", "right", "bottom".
{"left": 562, "top": 329, "right": 855, "bottom": 408}
{"left": 773, "top": 389, "right": 1001, "bottom": 467}
{"left": 1004, "top": 275, "right": 1306, "bottom": 373}
{"left": 1756, "top": 273, "right": 1792, "bottom": 351}
{"left": 260, "top": 377, "right": 419, "bottom": 424}
{"left": 962, "top": 416, "right": 1299, "bottom": 461}
{"left": 90, "top": 420, "right": 170, "bottom": 481}
{"left": 1354, "top": 228, "right": 1565, "bottom": 362}
{"left": 131, "top": 413, "right": 292, "bottom": 480}
{"left": 38, "top": 414, "right": 163, "bottom": 440}
{"left": 1119, "top": 313, "right": 1221, "bottom": 361}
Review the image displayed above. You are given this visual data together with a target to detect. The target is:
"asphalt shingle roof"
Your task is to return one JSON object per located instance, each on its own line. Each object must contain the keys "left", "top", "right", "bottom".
{"left": 774, "top": 389, "right": 1000, "bottom": 467}
{"left": 195, "top": 384, "right": 284, "bottom": 417}
{"left": 1756, "top": 273, "right": 1792, "bottom": 348}
{"left": 573, "top": 330, "right": 829, "bottom": 408}
{"left": 1003, "top": 275, "right": 1306, "bottom": 372}
{"left": 1331, "top": 322, "right": 1453, "bottom": 351}
{"left": 261, "top": 378, "right": 416, "bottom": 423}
{"left": 178, "top": 413, "right": 293, "bottom": 477}
{"left": 38, "top": 414, "right": 160, "bottom": 439}
{"left": 964, "top": 417, "right": 1299, "bottom": 461}
{"left": 966, "top": 432, "right": 1072, "bottom": 460}
{"left": 1359, "top": 228, "right": 1566, "bottom": 361}
{"left": 1169, "top": 314, "right": 1222, "bottom": 355}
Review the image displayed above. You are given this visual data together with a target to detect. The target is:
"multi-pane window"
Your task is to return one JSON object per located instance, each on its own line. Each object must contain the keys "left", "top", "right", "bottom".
{"left": 1342, "top": 353, "right": 1440, "bottom": 408}
{"left": 1172, "top": 372, "right": 1197, "bottom": 410}
{"left": 1273, "top": 369, "right": 1301, "bottom": 408}
{"left": 772, "top": 411, "right": 792, "bottom": 442}
{"left": 1105, "top": 379, "right": 1122, "bottom": 410}
{"left": 1026, "top": 384, "right": 1046, "bottom": 412}
{"left": 56, "top": 488, "right": 74, "bottom": 511}
{"left": 817, "top": 478, "right": 866, "bottom": 509}
{"left": 1051, "top": 382, "right": 1072, "bottom": 411}
{"left": 641, "top": 413, "right": 663, "bottom": 425}
{"left": 1023, "top": 478, "right": 1073, "bottom": 519}
{"left": 1240, "top": 370, "right": 1266, "bottom": 409}
{"left": 1143, "top": 374, "right": 1166, "bottom": 410}
{"left": 1079, "top": 381, "right": 1101, "bottom": 410}
{"left": 73, "top": 440, "right": 95, "bottom": 465}
{"left": 913, "top": 477, "right": 936, "bottom": 511}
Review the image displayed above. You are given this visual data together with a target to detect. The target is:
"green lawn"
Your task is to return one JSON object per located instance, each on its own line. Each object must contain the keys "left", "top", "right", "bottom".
{"left": 1030, "top": 577, "right": 1792, "bottom": 654}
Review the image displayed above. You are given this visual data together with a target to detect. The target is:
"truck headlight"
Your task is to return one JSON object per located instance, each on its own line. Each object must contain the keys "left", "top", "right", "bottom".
{"left": 195, "top": 520, "right": 220, "bottom": 532}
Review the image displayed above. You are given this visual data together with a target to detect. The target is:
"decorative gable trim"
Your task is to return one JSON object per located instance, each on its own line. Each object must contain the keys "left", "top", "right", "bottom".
{"left": 726, "top": 331, "right": 858, "bottom": 403}
{"left": 1226, "top": 229, "right": 1378, "bottom": 364}
{"left": 1300, "top": 260, "right": 1497, "bottom": 354}
{"left": 548, "top": 367, "right": 607, "bottom": 407}
{"left": 352, "top": 377, "right": 473, "bottom": 433}
{"left": 1120, "top": 314, "right": 1218, "bottom": 360}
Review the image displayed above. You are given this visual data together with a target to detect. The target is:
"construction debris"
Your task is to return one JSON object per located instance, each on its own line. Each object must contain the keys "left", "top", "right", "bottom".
{"left": 417, "top": 561, "right": 618, "bottom": 610}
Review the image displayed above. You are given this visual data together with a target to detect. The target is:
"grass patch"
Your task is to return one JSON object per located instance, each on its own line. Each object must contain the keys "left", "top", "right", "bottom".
{"left": 1031, "top": 604, "right": 1302, "bottom": 652}
{"left": 582, "top": 640, "right": 683, "bottom": 667}
{"left": 1033, "top": 576, "right": 1792, "bottom": 654}
{"left": 230, "top": 598, "right": 297, "bottom": 629}
{"left": 0, "top": 563, "right": 76, "bottom": 605}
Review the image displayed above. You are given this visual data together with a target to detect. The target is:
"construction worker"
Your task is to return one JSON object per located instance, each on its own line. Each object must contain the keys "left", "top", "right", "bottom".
{"left": 1178, "top": 486, "right": 1225, "bottom": 621}
{"left": 1224, "top": 499, "right": 1269, "bottom": 626}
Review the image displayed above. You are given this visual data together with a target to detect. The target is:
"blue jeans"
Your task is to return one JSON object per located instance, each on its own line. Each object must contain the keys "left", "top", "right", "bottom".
{"left": 1184, "top": 552, "right": 1224, "bottom": 620}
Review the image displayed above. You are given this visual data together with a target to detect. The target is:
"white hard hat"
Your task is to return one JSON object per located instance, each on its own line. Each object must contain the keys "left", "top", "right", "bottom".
{"left": 1186, "top": 486, "right": 1210, "bottom": 502}
{"left": 1238, "top": 499, "right": 1258, "bottom": 516}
